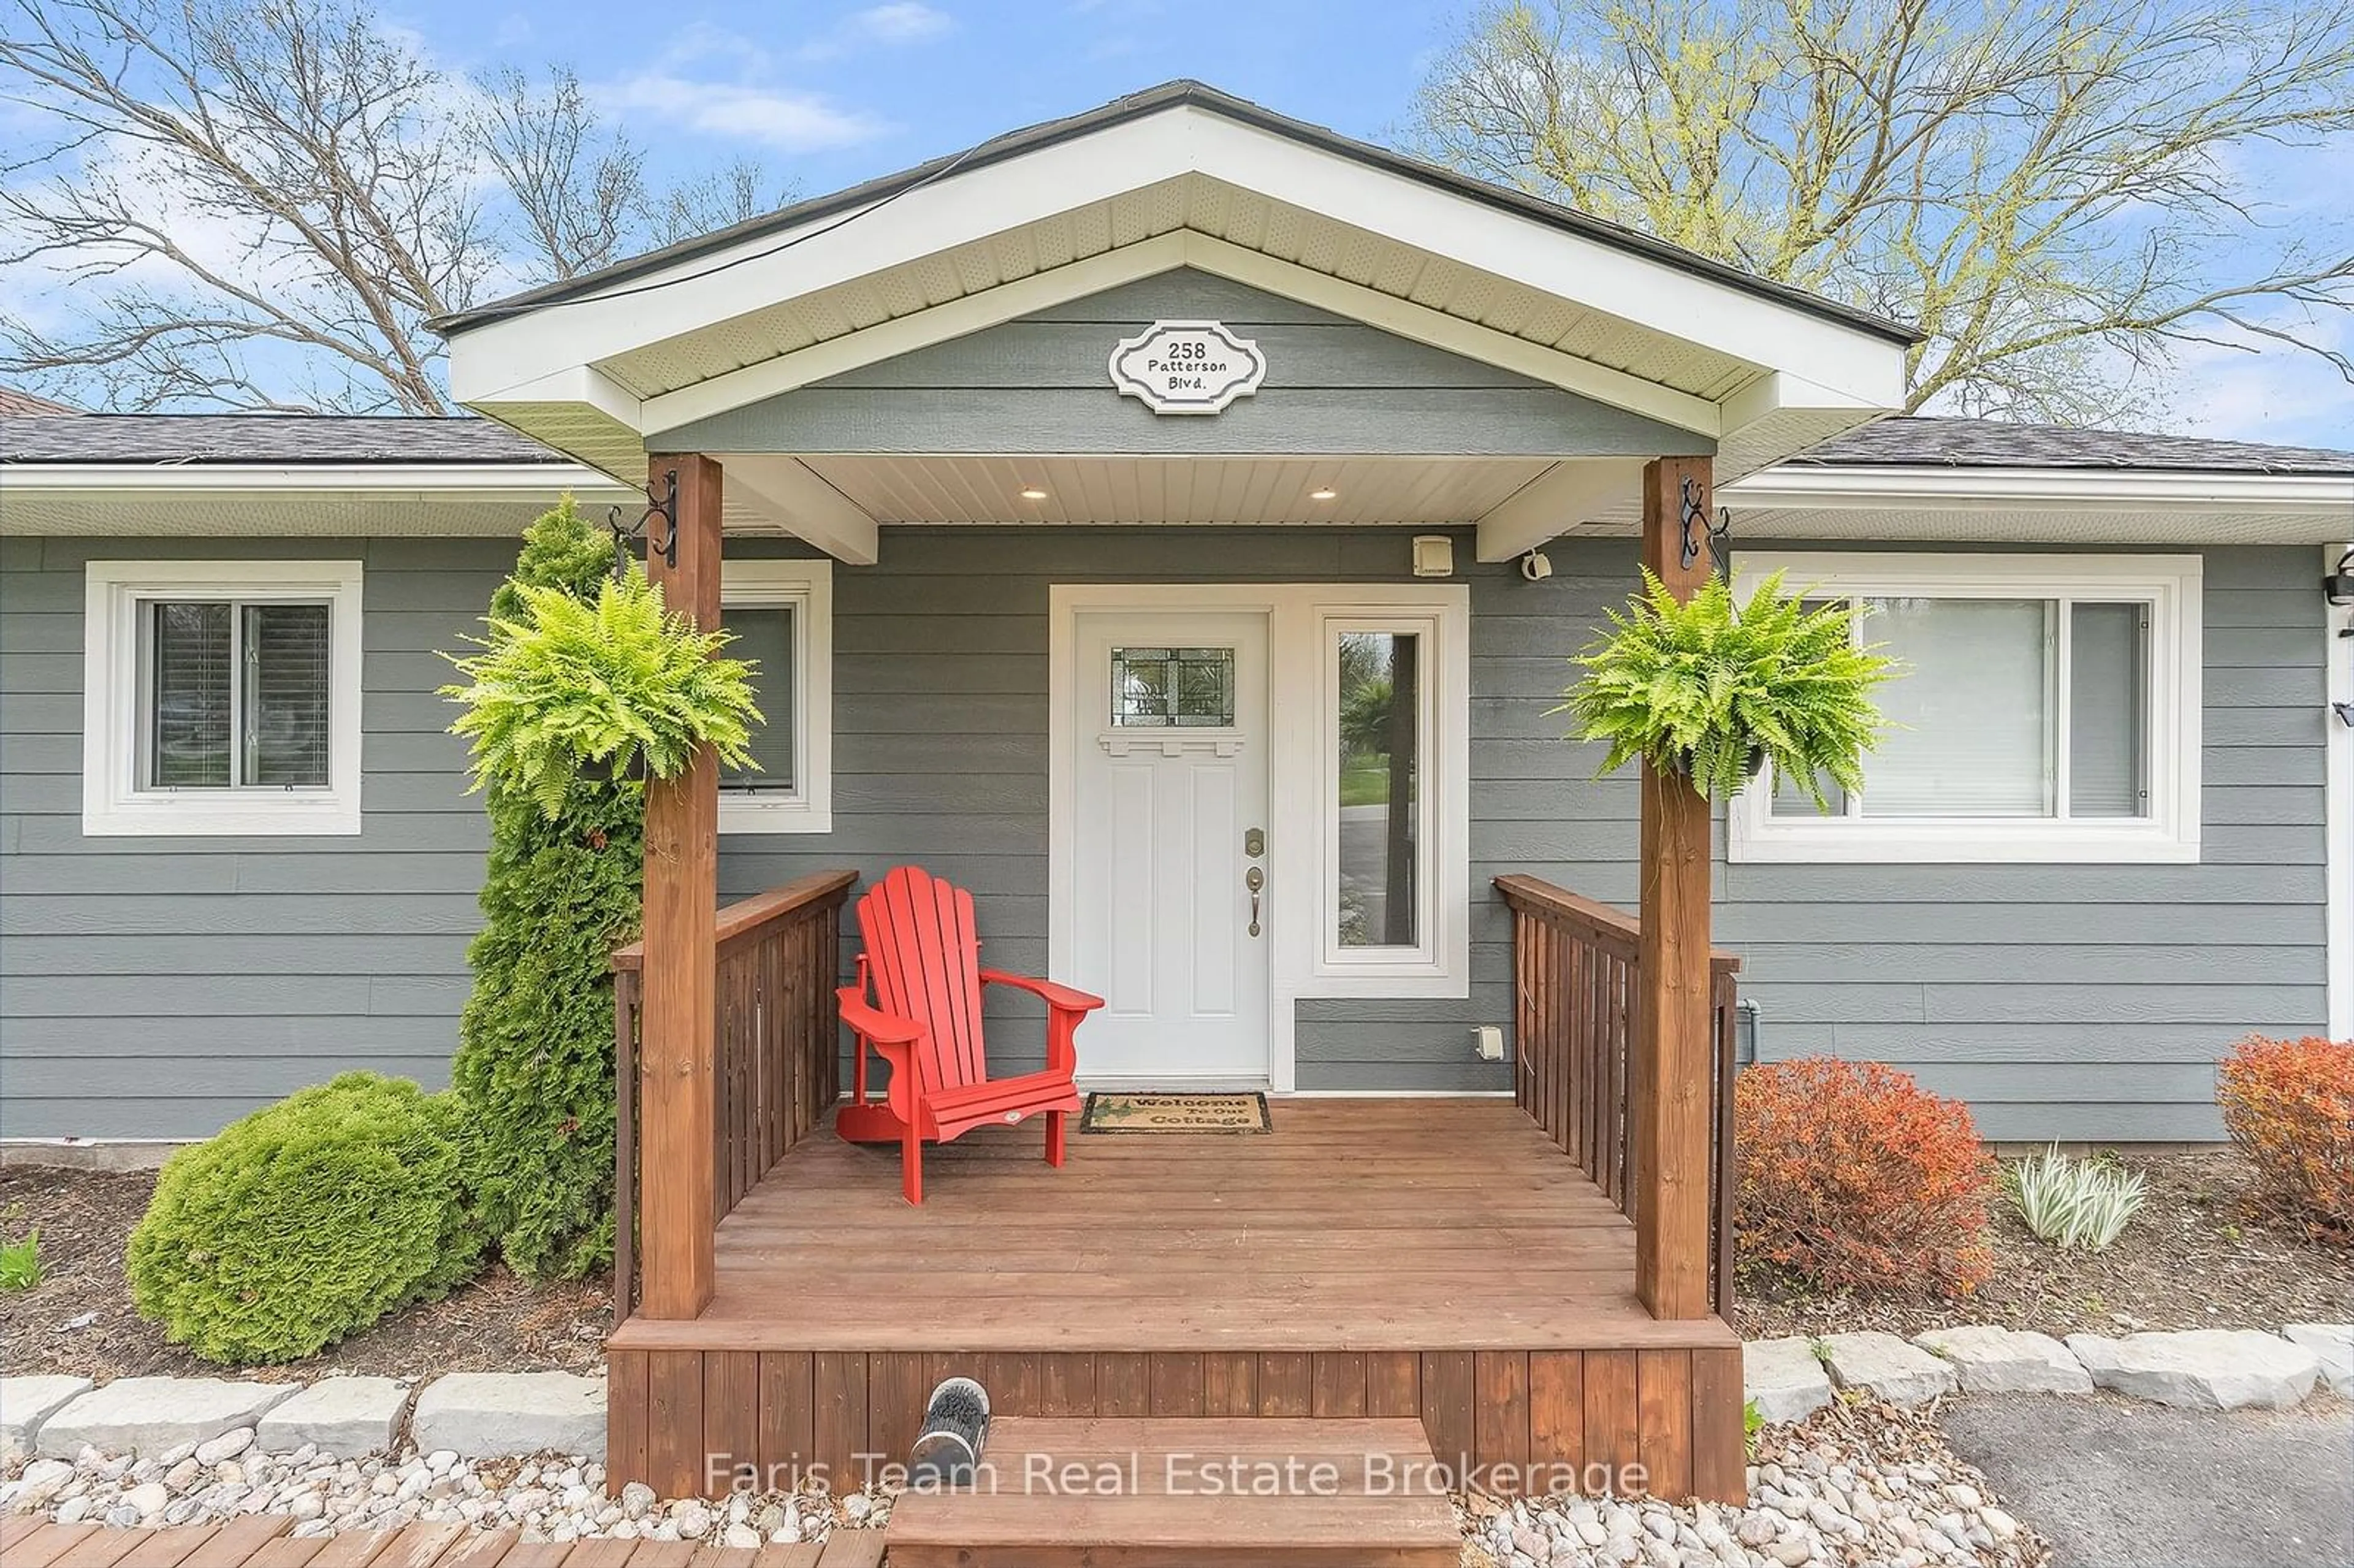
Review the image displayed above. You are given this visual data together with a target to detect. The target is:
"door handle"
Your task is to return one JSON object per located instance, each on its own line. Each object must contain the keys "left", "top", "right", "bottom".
{"left": 1246, "top": 865, "right": 1264, "bottom": 937}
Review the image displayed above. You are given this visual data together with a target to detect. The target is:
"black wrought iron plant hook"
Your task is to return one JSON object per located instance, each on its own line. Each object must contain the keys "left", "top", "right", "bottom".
{"left": 609, "top": 468, "right": 680, "bottom": 579}
{"left": 1679, "top": 475, "right": 1732, "bottom": 577}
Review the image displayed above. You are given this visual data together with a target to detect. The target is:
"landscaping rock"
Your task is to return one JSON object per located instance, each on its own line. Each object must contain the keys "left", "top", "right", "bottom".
{"left": 1, "top": 1376, "right": 94, "bottom": 1458}
{"left": 2281, "top": 1324, "right": 2354, "bottom": 1398}
{"left": 2066, "top": 1329, "right": 2321, "bottom": 1410}
{"left": 257, "top": 1378, "right": 413, "bottom": 1456}
{"left": 1743, "top": 1338, "right": 1833, "bottom": 1425}
{"left": 37, "top": 1378, "right": 297, "bottom": 1458}
{"left": 1913, "top": 1325, "right": 2093, "bottom": 1395}
{"left": 409, "top": 1372, "right": 605, "bottom": 1460}
{"left": 1819, "top": 1331, "right": 1958, "bottom": 1405}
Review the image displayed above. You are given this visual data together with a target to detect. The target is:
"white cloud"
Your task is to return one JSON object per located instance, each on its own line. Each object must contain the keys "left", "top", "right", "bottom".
{"left": 2160, "top": 309, "right": 2354, "bottom": 451}
{"left": 848, "top": 4, "right": 953, "bottom": 43}
{"left": 603, "top": 72, "right": 886, "bottom": 150}
{"left": 796, "top": 4, "right": 954, "bottom": 61}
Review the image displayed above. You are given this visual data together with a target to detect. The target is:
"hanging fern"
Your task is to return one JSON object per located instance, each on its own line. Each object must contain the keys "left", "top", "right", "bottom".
{"left": 1561, "top": 569, "right": 1895, "bottom": 805}
{"left": 441, "top": 566, "right": 761, "bottom": 818}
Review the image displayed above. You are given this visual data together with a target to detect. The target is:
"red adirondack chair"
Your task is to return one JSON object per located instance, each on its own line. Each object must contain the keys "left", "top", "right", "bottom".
{"left": 835, "top": 866, "right": 1105, "bottom": 1203}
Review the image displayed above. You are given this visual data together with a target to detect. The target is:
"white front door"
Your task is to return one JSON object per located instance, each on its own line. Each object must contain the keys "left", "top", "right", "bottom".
{"left": 1068, "top": 609, "right": 1271, "bottom": 1083}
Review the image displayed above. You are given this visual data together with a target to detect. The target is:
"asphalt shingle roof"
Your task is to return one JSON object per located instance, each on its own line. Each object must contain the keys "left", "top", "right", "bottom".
{"left": 1, "top": 414, "right": 565, "bottom": 465}
{"left": 1799, "top": 416, "right": 2354, "bottom": 475}
{"left": 7, "top": 412, "right": 2347, "bottom": 479}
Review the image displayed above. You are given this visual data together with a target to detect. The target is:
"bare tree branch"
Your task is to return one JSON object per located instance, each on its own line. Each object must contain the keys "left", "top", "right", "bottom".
{"left": 1407, "top": 0, "right": 2354, "bottom": 420}
{"left": 0, "top": 0, "right": 798, "bottom": 412}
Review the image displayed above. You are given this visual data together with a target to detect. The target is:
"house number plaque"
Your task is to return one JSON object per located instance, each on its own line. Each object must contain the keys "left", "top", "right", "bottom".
{"left": 1108, "top": 319, "right": 1267, "bottom": 414}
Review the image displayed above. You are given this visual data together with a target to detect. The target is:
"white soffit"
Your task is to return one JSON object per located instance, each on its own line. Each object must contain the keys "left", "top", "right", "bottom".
{"left": 795, "top": 454, "right": 1553, "bottom": 526}
{"left": 0, "top": 465, "right": 634, "bottom": 536}
{"left": 1721, "top": 465, "right": 2354, "bottom": 544}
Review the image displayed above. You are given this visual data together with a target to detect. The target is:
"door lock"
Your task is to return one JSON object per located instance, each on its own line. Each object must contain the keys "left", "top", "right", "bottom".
{"left": 1245, "top": 865, "right": 1264, "bottom": 937}
{"left": 1244, "top": 827, "right": 1265, "bottom": 858}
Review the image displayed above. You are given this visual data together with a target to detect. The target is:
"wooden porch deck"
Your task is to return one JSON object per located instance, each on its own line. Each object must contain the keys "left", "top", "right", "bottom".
{"left": 605, "top": 1098, "right": 1742, "bottom": 1502}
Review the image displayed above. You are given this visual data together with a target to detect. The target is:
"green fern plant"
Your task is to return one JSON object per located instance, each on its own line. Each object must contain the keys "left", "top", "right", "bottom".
{"left": 1561, "top": 569, "right": 1894, "bottom": 804}
{"left": 441, "top": 565, "right": 761, "bottom": 818}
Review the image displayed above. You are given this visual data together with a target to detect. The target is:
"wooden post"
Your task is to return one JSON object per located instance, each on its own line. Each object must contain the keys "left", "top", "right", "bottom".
{"left": 1634, "top": 455, "right": 1715, "bottom": 1320}
{"left": 636, "top": 453, "right": 724, "bottom": 1320}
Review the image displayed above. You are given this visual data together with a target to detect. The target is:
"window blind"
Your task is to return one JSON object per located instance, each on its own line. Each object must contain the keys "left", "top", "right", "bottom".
{"left": 1865, "top": 596, "right": 2051, "bottom": 816}
{"left": 148, "top": 602, "right": 232, "bottom": 788}
{"left": 243, "top": 604, "right": 331, "bottom": 787}
{"left": 2068, "top": 601, "right": 2146, "bottom": 816}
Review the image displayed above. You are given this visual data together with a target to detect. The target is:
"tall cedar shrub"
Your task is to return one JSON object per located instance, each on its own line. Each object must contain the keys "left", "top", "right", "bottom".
{"left": 128, "top": 1073, "right": 479, "bottom": 1364}
{"left": 1735, "top": 1057, "right": 1998, "bottom": 1296}
{"left": 2217, "top": 1034, "right": 2354, "bottom": 1245}
{"left": 448, "top": 499, "right": 645, "bottom": 1279}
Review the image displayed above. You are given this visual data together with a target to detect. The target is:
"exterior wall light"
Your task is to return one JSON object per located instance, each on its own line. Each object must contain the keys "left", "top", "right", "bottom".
{"left": 2325, "top": 547, "right": 2354, "bottom": 606}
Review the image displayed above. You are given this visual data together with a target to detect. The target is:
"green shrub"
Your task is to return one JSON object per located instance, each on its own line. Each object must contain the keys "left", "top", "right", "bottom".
{"left": 128, "top": 1074, "right": 479, "bottom": 1363}
{"left": 444, "top": 499, "right": 647, "bottom": 1279}
{"left": 0, "top": 1229, "right": 39, "bottom": 1290}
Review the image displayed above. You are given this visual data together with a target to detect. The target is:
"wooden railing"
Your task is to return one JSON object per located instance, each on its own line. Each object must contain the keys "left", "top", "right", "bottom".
{"left": 611, "top": 870, "right": 858, "bottom": 1323}
{"left": 1493, "top": 873, "right": 1742, "bottom": 1320}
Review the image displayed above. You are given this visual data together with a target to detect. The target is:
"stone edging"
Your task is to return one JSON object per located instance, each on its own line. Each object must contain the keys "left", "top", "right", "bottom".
{"left": 1744, "top": 1322, "right": 2353, "bottom": 1425}
{"left": 1, "top": 1372, "right": 605, "bottom": 1466}
{"left": 7, "top": 1322, "right": 2348, "bottom": 1474}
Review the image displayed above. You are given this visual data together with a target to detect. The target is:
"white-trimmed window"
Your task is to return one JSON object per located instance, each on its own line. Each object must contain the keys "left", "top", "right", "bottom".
{"left": 83, "top": 560, "right": 364, "bottom": 836}
{"left": 1312, "top": 596, "right": 1470, "bottom": 991}
{"left": 1731, "top": 552, "right": 2203, "bottom": 864}
{"left": 717, "top": 557, "right": 832, "bottom": 834}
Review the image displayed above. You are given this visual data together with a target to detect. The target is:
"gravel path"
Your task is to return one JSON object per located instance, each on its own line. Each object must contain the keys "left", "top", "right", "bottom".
{"left": 1, "top": 1436, "right": 888, "bottom": 1545}
{"left": 7, "top": 1398, "right": 2046, "bottom": 1567}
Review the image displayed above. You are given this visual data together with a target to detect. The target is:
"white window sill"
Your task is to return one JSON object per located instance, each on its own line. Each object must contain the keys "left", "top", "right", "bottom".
{"left": 1731, "top": 818, "right": 2200, "bottom": 864}
{"left": 83, "top": 793, "right": 362, "bottom": 837}
{"left": 718, "top": 793, "right": 831, "bottom": 835}
{"left": 1303, "top": 957, "right": 1468, "bottom": 999}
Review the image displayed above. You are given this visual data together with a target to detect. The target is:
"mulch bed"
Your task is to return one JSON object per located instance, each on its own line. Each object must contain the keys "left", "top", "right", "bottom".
{"left": 6, "top": 1147, "right": 2345, "bottom": 1381}
{"left": 0, "top": 1165, "right": 609, "bottom": 1382}
{"left": 1736, "top": 1147, "right": 2353, "bottom": 1342}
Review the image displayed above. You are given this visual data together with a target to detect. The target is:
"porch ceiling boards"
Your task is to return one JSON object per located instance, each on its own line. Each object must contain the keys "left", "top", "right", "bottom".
{"left": 793, "top": 454, "right": 1553, "bottom": 527}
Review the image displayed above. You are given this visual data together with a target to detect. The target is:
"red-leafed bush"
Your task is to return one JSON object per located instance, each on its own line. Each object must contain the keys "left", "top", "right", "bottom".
{"left": 1735, "top": 1057, "right": 1997, "bottom": 1296}
{"left": 2217, "top": 1035, "right": 2354, "bottom": 1246}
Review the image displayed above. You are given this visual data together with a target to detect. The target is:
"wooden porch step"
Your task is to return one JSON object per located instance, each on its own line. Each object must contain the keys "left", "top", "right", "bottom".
{"left": 882, "top": 1416, "right": 1461, "bottom": 1567}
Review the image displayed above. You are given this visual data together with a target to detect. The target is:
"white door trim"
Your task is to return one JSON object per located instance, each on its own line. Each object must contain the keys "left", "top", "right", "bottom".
{"left": 1049, "top": 581, "right": 1472, "bottom": 1095}
{"left": 2327, "top": 543, "right": 2352, "bottom": 1041}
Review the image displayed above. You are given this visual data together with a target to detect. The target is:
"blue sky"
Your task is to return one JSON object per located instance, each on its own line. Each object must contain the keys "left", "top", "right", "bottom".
{"left": 10, "top": 0, "right": 2350, "bottom": 443}
{"left": 414, "top": 0, "right": 2354, "bottom": 446}
{"left": 440, "top": 1, "right": 1442, "bottom": 196}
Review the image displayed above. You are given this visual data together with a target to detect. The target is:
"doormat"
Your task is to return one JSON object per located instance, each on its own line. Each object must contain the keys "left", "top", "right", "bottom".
{"left": 1079, "top": 1092, "right": 1272, "bottom": 1134}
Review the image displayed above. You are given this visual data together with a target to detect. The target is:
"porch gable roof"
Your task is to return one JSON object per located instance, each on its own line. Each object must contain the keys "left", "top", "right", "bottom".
{"left": 436, "top": 80, "right": 1916, "bottom": 511}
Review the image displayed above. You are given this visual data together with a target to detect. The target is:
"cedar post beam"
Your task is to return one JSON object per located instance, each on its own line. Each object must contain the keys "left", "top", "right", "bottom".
{"left": 1634, "top": 455, "right": 1717, "bottom": 1321}
{"left": 636, "top": 452, "right": 723, "bottom": 1320}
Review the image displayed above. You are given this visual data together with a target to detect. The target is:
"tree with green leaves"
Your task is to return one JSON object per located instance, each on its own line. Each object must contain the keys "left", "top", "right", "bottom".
{"left": 1409, "top": 0, "right": 2354, "bottom": 423}
{"left": 444, "top": 500, "right": 645, "bottom": 1280}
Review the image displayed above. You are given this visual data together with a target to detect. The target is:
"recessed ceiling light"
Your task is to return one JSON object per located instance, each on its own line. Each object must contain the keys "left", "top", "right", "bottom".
{"left": 1309, "top": 487, "right": 1338, "bottom": 501}
{"left": 1019, "top": 485, "right": 1049, "bottom": 501}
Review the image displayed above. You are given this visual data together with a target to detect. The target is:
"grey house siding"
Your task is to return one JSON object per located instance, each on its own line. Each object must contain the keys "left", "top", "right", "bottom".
{"left": 650, "top": 271, "right": 1715, "bottom": 460}
{"left": 1720, "top": 543, "right": 2329, "bottom": 1143}
{"left": 0, "top": 534, "right": 509, "bottom": 1138}
{"left": 719, "top": 526, "right": 1539, "bottom": 1097}
{"left": 0, "top": 525, "right": 2327, "bottom": 1142}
